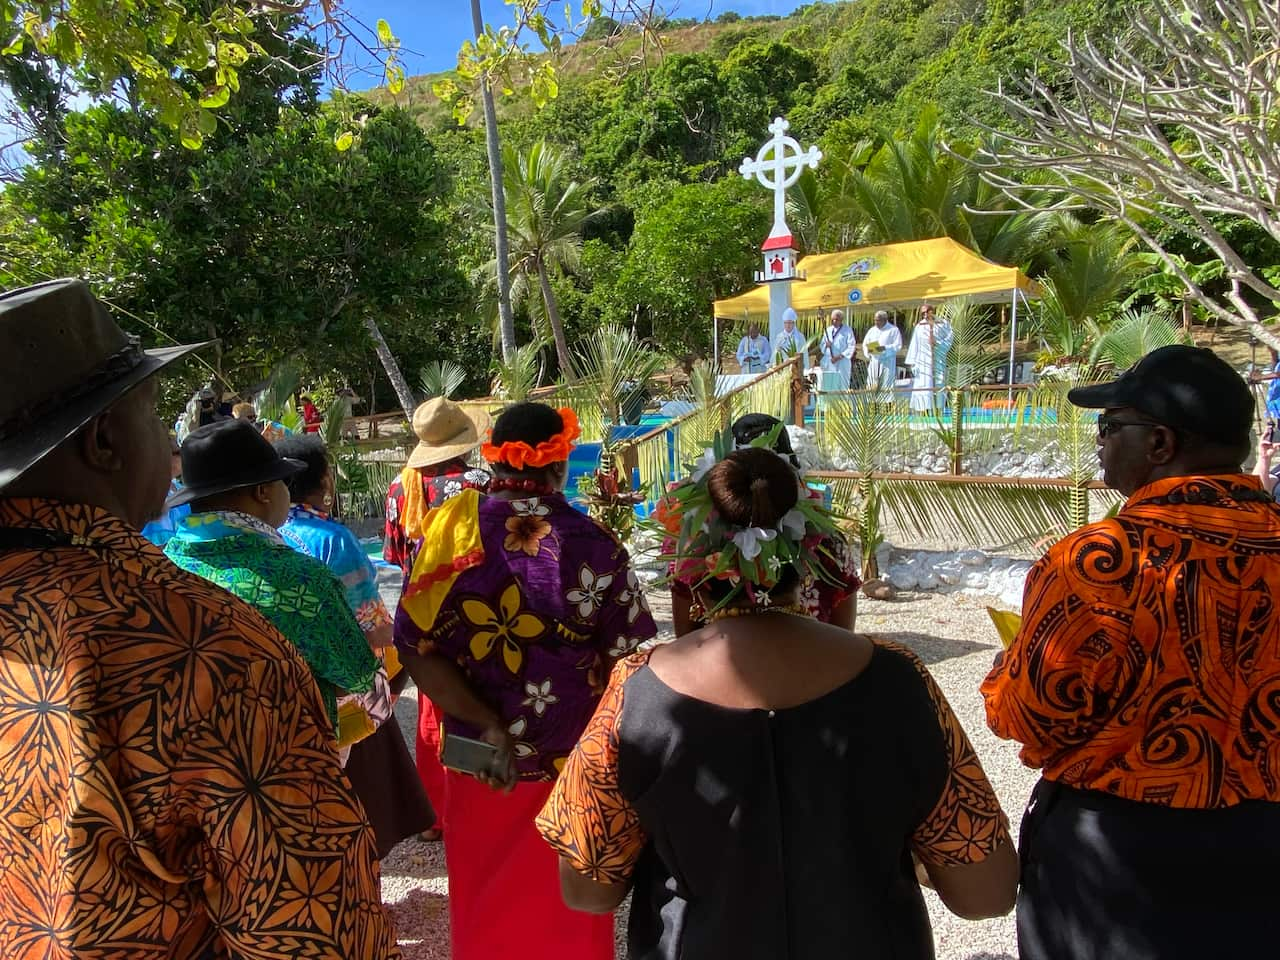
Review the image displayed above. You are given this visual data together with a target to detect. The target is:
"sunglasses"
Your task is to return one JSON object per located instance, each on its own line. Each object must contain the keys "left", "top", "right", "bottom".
{"left": 1096, "top": 414, "right": 1163, "bottom": 438}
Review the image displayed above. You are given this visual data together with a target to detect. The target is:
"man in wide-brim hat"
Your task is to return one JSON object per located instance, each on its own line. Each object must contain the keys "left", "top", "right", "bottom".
{"left": 163, "top": 418, "right": 380, "bottom": 739}
{"left": 0, "top": 279, "right": 400, "bottom": 957}
{"left": 384, "top": 394, "right": 492, "bottom": 841}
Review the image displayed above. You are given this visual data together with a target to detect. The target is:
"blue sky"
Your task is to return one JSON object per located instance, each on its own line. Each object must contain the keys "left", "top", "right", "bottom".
{"left": 347, "top": 0, "right": 812, "bottom": 77}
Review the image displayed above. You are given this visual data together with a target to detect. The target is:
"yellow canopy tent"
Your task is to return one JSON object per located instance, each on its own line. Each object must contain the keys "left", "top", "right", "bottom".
{"left": 713, "top": 236, "right": 1041, "bottom": 392}
{"left": 714, "top": 236, "right": 1039, "bottom": 316}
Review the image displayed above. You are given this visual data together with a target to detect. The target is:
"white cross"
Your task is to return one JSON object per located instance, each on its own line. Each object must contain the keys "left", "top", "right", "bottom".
{"left": 739, "top": 117, "right": 822, "bottom": 237}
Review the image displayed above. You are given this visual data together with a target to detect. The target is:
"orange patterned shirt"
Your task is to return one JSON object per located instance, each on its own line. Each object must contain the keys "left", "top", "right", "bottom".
{"left": 982, "top": 474, "right": 1280, "bottom": 808}
{"left": 538, "top": 640, "right": 1009, "bottom": 885}
{"left": 0, "top": 498, "right": 401, "bottom": 959}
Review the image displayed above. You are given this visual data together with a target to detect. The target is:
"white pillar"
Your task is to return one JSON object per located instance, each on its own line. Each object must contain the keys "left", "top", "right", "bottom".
{"left": 769, "top": 282, "right": 792, "bottom": 349}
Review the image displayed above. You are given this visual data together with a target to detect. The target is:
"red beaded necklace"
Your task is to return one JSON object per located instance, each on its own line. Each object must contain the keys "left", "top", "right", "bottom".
{"left": 489, "top": 476, "right": 559, "bottom": 497}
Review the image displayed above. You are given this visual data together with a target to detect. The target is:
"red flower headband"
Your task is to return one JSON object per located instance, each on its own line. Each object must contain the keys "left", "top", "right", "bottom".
{"left": 481, "top": 407, "right": 581, "bottom": 470}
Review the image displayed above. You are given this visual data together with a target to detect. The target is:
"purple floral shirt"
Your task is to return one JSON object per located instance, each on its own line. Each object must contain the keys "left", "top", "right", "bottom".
{"left": 394, "top": 493, "right": 658, "bottom": 780}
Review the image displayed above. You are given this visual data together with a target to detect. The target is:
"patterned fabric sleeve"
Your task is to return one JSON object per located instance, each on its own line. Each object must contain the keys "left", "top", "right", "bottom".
{"left": 382, "top": 478, "right": 408, "bottom": 576}
{"left": 298, "top": 559, "right": 380, "bottom": 695}
{"left": 536, "top": 653, "right": 649, "bottom": 883}
{"left": 979, "top": 524, "right": 1136, "bottom": 767}
{"left": 328, "top": 525, "right": 393, "bottom": 633}
{"left": 173, "top": 653, "right": 401, "bottom": 957}
{"left": 879, "top": 641, "right": 1011, "bottom": 867}
{"left": 813, "top": 532, "right": 861, "bottom": 618}
{"left": 593, "top": 550, "right": 659, "bottom": 660}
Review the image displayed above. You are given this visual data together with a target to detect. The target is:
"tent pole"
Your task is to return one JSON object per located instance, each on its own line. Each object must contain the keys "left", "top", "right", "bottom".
{"left": 1008, "top": 289, "right": 1018, "bottom": 405}
{"left": 713, "top": 315, "right": 719, "bottom": 366}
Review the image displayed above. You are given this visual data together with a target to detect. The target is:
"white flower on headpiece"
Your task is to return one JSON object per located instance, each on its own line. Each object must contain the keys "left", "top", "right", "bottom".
{"left": 690, "top": 448, "right": 718, "bottom": 483}
{"left": 732, "top": 526, "right": 777, "bottom": 560}
{"left": 779, "top": 508, "right": 807, "bottom": 541}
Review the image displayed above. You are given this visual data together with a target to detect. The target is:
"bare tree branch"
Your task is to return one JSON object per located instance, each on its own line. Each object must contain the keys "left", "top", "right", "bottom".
{"left": 971, "top": 0, "right": 1280, "bottom": 346}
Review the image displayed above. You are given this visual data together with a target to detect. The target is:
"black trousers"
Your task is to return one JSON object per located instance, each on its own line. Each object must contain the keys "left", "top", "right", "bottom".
{"left": 1017, "top": 779, "right": 1280, "bottom": 960}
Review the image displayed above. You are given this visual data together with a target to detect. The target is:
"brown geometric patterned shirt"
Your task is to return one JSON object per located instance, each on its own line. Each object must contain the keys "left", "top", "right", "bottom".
{"left": 0, "top": 498, "right": 400, "bottom": 958}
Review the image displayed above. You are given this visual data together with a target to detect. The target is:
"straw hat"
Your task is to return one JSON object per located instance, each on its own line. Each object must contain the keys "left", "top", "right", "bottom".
{"left": 406, "top": 397, "right": 489, "bottom": 469}
{"left": 0, "top": 279, "right": 208, "bottom": 489}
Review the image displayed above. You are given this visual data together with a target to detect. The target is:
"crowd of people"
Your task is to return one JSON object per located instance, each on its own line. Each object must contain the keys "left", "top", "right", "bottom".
{"left": 2, "top": 277, "right": 1280, "bottom": 960}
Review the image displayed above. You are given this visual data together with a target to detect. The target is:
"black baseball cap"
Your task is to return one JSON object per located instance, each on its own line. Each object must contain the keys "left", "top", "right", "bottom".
{"left": 1067, "top": 345, "right": 1253, "bottom": 446}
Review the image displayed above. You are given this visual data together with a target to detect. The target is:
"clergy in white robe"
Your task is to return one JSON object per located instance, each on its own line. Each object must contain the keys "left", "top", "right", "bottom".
{"left": 905, "top": 303, "right": 954, "bottom": 412}
{"left": 819, "top": 310, "right": 855, "bottom": 388}
{"left": 773, "top": 308, "right": 808, "bottom": 365}
{"left": 862, "top": 310, "right": 903, "bottom": 393}
{"left": 736, "top": 323, "right": 772, "bottom": 373}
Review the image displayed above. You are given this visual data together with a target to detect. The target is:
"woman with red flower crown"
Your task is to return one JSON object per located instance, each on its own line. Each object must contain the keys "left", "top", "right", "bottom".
{"left": 394, "top": 402, "right": 656, "bottom": 960}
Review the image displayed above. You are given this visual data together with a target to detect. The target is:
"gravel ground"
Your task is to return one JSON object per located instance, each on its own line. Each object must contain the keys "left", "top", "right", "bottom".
{"left": 377, "top": 578, "right": 1037, "bottom": 960}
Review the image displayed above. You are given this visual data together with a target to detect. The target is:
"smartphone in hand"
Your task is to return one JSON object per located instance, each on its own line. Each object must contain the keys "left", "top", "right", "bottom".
{"left": 440, "top": 732, "right": 500, "bottom": 777}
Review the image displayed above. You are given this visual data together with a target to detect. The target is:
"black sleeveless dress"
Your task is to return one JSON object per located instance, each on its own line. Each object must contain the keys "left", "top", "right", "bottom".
{"left": 538, "top": 639, "right": 1008, "bottom": 960}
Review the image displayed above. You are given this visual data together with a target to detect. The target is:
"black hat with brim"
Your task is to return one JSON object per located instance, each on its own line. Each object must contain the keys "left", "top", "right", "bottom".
{"left": 1066, "top": 344, "right": 1254, "bottom": 446}
{"left": 169, "top": 418, "right": 307, "bottom": 508}
{"left": 0, "top": 279, "right": 210, "bottom": 489}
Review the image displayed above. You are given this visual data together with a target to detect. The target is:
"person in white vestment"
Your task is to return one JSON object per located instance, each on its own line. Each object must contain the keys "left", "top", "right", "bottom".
{"left": 905, "top": 303, "right": 953, "bottom": 412}
{"left": 773, "top": 308, "right": 808, "bottom": 365}
{"left": 819, "top": 310, "right": 855, "bottom": 388}
{"left": 736, "top": 323, "right": 772, "bottom": 374}
{"left": 862, "top": 310, "right": 903, "bottom": 394}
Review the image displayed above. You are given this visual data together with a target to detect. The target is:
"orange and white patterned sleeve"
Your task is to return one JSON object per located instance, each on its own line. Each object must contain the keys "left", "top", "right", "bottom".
{"left": 536, "top": 653, "right": 650, "bottom": 884}
{"left": 882, "top": 641, "right": 1011, "bottom": 867}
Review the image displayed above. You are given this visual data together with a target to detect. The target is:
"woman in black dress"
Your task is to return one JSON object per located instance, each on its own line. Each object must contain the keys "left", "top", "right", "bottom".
{"left": 538, "top": 445, "right": 1018, "bottom": 958}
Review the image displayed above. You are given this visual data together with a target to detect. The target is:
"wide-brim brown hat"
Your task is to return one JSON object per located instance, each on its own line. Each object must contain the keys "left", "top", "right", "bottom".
{"left": 167, "top": 419, "right": 306, "bottom": 508}
{"left": 406, "top": 396, "right": 490, "bottom": 469}
{"left": 0, "top": 279, "right": 209, "bottom": 489}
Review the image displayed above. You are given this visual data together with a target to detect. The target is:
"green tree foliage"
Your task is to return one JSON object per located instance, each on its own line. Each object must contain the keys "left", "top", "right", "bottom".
{"left": 1, "top": 4, "right": 404, "bottom": 147}
{"left": 793, "top": 108, "right": 1060, "bottom": 267}
{"left": 497, "top": 138, "right": 605, "bottom": 378}
{"left": 616, "top": 178, "right": 767, "bottom": 359}
{"left": 1, "top": 85, "right": 482, "bottom": 414}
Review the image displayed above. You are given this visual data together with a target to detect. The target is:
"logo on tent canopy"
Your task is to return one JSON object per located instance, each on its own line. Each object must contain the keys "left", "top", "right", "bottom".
{"left": 847, "top": 289, "right": 863, "bottom": 304}
{"left": 839, "top": 256, "right": 880, "bottom": 283}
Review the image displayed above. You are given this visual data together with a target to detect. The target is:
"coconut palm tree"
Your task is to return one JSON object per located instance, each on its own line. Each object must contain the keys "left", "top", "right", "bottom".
{"left": 815, "top": 109, "right": 1061, "bottom": 266}
{"left": 497, "top": 139, "right": 606, "bottom": 379}
{"left": 470, "top": 0, "right": 517, "bottom": 363}
{"left": 1032, "top": 220, "right": 1152, "bottom": 361}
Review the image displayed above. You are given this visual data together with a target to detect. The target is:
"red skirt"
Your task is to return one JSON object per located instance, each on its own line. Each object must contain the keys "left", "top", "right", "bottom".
{"left": 416, "top": 694, "right": 448, "bottom": 831}
{"left": 444, "top": 771, "right": 615, "bottom": 960}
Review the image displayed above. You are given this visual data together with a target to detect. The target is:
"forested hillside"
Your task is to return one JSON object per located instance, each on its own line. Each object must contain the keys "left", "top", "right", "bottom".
{"left": 10, "top": 0, "right": 1261, "bottom": 413}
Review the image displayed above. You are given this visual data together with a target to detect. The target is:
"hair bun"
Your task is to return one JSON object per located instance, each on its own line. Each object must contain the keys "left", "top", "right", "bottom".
{"left": 706, "top": 447, "right": 798, "bottom": 529}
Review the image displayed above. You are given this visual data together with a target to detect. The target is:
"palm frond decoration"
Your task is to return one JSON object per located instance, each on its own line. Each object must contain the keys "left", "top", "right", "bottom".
{"left": 494, "top": 340, "right": 546, "bottom": 403}
{"left": 420, "top": 359, "right": 468, "bottom": 400}
{"left": 572, "top": 323, "right": 667, "bottom": 432}
{"left": 877, "top": 477, "right": 1079, "bottom": 547}
{"left": 551, "top": 378, "right": 605, "bottom": 443}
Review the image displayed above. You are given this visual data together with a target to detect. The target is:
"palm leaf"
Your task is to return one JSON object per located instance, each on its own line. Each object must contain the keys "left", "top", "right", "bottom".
{"left": 257, "top": 363, "right": 301, "bottom": 428}
{"left": 420, "top": 359, "right": 468, "bottom": 399}
{"left": 495, "top": 340, "right": 546, "bottom": 402}
{"left": 1088, "top": 307, "right": 1188, "bottom": 371}
{"left": 573, "top": 323, "right": 668, "bottom": 430}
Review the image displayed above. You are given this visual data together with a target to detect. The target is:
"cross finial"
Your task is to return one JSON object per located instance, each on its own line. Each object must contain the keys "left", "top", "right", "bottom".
{"left": 739, "top": 116, "right": 822, "bottom": 241}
